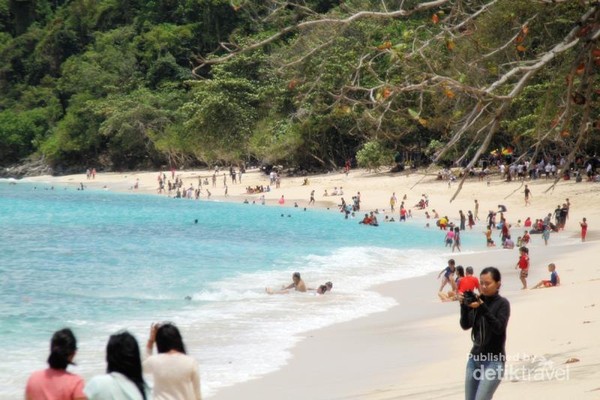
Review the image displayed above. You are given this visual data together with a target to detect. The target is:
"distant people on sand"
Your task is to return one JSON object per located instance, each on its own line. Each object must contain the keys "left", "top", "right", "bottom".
{"left": 532, "top": 263, "right": 560, "bottom": 289}
{"left": 266, "top": 272, "right": 307, "bottom": 294}
{"left": 144, "top": 323, "right": 201, "bottom": 400}
{"left": 85, "top": 331, "right": 149, "bottom": 400}
{"left": 26, "top": 328, "right": 86, "bottom": 400}
{"left": 459, "top": 267, "right": 510, "bottom": 400}
{"left": 524, "top": 184, "right": 532, "bottom": 206}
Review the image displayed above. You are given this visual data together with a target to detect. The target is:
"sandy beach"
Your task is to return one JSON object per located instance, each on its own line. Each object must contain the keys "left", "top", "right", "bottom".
{"left": 23, "top": 167, "right": 600, "bottom": 399}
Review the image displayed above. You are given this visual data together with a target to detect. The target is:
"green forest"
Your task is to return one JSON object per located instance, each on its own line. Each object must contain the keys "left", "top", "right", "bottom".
{"left": 1, "top": 0, "right": 598, "bottom": 173}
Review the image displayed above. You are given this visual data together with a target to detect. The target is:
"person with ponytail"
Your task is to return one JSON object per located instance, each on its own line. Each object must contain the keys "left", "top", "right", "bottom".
{"left": 84, "top": 331, "right": 150, "bottom": 400}
{"left": 25, "top": 328, "right": 86, "bottom": 400}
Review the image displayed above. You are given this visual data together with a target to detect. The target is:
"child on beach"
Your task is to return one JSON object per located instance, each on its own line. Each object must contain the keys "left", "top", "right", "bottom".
{"left": 542, "top": 224, "right": 550, "bottom": 245}
{"left": 438, "top": 266, "right": 464, "bottom": 302}
{"left": 515, "top": 246, "right": 530, "bottom": 289}
{"left": 580, "top": 218, "right": 588, "bottom": 242}
{"left": 522, "top": 230, "right": 531, "bottom": 245}
{"left": 444, "top": 229, "right": 455, "bottom": 248}
{"left": 485, "top": 227, "right": 495, "bottom": 247}
{"left": 532, "top": 263, "right": 560, "bottom": 289}
{"left": 437, "top": 259, "right": 456, "bottom": 292}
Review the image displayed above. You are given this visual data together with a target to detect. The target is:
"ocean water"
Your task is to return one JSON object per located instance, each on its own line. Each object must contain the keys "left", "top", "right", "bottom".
{"left": 0, "top": 181, "right": 477, "bottom": 398}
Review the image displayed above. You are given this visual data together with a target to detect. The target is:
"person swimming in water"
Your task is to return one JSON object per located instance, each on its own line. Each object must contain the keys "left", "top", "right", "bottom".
{"left": 266, "top": 272, "right": 307, "bottom": 294}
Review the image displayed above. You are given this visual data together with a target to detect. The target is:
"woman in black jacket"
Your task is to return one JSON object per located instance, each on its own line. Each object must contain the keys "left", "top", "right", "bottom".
{"left": 459, "top": 267, "right": 510, "bottom": 400}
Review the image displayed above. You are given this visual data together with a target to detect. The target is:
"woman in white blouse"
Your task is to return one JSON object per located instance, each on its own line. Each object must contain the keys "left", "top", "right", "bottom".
{"left": 143, "top": 323, "right": 201, "bottom": 400}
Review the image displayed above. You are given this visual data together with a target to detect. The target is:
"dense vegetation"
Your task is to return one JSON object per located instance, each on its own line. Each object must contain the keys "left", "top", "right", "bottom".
{"left": 0, "top": 0, "right": 598, "bottom": 172}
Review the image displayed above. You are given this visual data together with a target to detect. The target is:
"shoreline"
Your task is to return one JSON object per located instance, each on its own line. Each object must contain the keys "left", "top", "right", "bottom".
{"left": 19, "top": 168, "right": 600, "bottom": 398}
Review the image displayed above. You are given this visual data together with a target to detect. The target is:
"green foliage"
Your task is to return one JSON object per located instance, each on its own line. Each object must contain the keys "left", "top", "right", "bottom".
{"left": 182, "top": 75, "right": 259, "bottom": 163}
{"left": 1, "top": 0, "right": 598, "bottom": 171}
{"left": 356, "top": 141, "right": 393, "bottom": 171}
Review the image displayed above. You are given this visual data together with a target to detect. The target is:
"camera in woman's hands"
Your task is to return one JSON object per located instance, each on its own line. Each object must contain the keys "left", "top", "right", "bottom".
{"left": 462, "top": 290, "right": 479, "bottom": 305}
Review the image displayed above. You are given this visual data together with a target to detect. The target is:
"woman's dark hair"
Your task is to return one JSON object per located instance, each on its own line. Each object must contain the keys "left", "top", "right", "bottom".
{"left": 47, "top": 328, "right": 77, "bottom": 370}
{"left": 480, "top": 266, "right": 501, "bottom": 282}
{"left": 106, "top": 331, "right": 147, "bottom": 400}
{"left": 156, "top": 323, "right": 186, "bottom": 354}
{"left": 456, "top": 266, "right": 465, "bottom": 278}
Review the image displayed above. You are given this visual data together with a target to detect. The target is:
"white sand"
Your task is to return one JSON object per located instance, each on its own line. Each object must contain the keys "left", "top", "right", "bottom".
{"left": 24, "top": 167, "right": 600, "bottom": 399}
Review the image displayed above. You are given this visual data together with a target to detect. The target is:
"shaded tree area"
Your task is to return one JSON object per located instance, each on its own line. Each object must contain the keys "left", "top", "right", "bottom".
{"left": 1, "top": 0, "right": 598, "bottom": 175}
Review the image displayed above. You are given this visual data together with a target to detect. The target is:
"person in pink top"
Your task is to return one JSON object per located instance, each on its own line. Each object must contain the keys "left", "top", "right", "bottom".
{"left": 25, "top": 328, "right": 86, "bottom": 400}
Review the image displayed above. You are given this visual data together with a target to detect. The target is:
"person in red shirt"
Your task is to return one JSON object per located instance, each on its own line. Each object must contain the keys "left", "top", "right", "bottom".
{"left": 359, "top": 213, "right": 372, "bottom": 225}
{"left": 522, "top": 230, "right": 531, "bottom": 245}
{"left": 515, "top": 246, "right": 530, "bottom": 289}
{"left": 458, "top": 266, "right": 480, "bottom": 293}
{"left": 580, "top": 217, "right": 588, "bottom": 242}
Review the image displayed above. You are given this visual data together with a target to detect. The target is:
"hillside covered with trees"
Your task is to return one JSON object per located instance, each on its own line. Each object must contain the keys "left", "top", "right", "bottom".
{"left": 1, "top": 0, "right": 599, "bottom": 174}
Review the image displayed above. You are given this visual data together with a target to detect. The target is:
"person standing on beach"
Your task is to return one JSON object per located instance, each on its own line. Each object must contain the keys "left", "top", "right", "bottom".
{"left": 467, "top": 211, "right": 475, "bottom": 229}
{"left": 309, "top": 190, "right": 315, "bottom": 205}
{"left": 580, "top": 218, "right": 588, "bottom": 242}
{"left": 459, "top": 267, "right": 510, "bottom": 400}
{"left": 515, "top": 246, "right": 530, "bottom": 289}
{"left": 474, "top": 199, "right": 480, "bottom": 221}
{"left": 459, "top": 210, "right": 466, "bottom": 231}
{"left": 542, "top": 224, "right": 550, "bottom": 246}
{"left": 390, "top": 193, "right": 397, "bottom": 212}
{"left": 524, "top": 184, "right": 531, "bottom": 206}
{"left": 25, "top": 328, "right": 86, "bottom": 400}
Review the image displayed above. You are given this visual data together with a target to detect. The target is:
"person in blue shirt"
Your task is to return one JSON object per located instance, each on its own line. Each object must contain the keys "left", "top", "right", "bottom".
{"left": 532, "top": 263, "right": 560, "bottom": 289}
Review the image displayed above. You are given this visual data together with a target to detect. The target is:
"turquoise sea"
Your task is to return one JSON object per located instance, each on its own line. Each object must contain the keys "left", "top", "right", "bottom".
{"left": 0, "top": 180, "right": 477, "bottom": 398}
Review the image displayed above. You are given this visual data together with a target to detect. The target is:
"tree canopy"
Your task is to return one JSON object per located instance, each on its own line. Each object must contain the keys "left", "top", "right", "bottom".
{"left": 0, "top": 0, "right": 598, "bottom": 174}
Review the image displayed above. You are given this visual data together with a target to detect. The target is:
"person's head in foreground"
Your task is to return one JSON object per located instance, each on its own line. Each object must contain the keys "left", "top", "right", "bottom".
{"left": 292, "top": 272, "right": 301, "bottom": 284}
{"left": 48, "top": 328, "right": 78, "bottom": 370}
{"left": 105, "top": 331, "right": 147, "bottom": 399}
{"left": 156, "top": 323, "right": 186, "bottom": 354}
{"left": 479, "top": 266, "right": 501, "bottom": 297}
{"left": 465, "top": 266, "right": 474, "bottom": 276}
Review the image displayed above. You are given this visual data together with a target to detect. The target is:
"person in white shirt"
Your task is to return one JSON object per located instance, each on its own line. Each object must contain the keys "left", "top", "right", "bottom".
{"left": 143, "top": 323, "right": 201, "bottom": 400}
